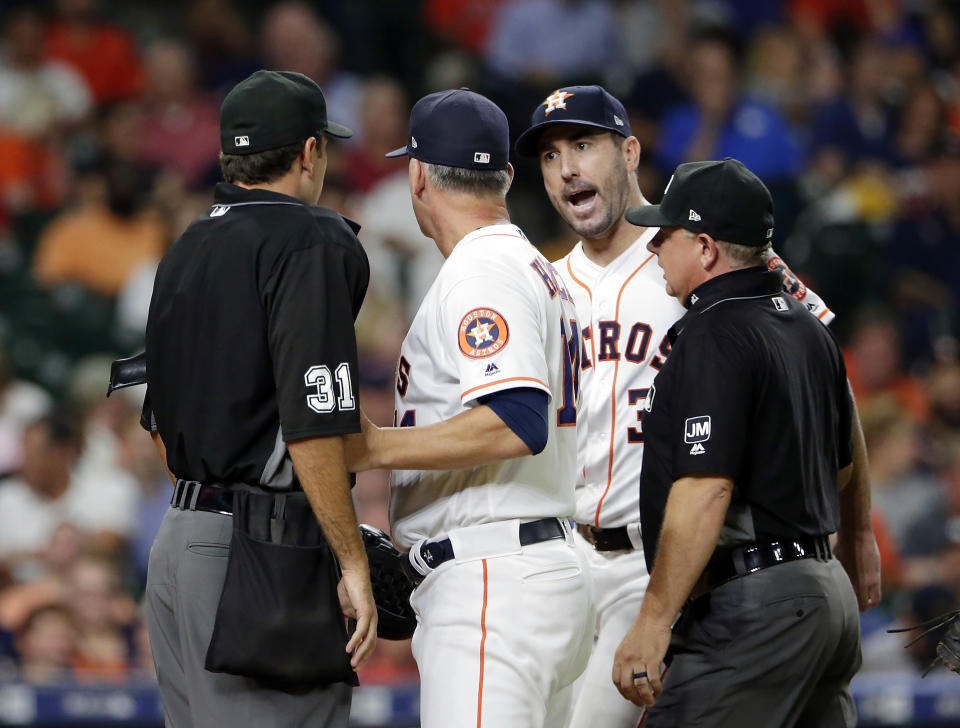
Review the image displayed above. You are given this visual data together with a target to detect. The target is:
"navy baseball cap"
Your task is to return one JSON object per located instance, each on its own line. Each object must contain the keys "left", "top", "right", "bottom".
{"left": 220, "top": 70, "right": 353, "bottom": 155}
{"left": 385, "top": 88, "right": 509, "bottom": 170}
{"left": 626, "top": 159, "right": 775, "bottom": 247}
{"left": 514, "top": 85, "right": 631, "bottom": 158}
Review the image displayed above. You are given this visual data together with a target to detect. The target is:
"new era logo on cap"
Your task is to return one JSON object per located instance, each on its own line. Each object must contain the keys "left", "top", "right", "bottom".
{"left": 689, "top": 209, "right": 701, "bottom": 221}
{"left": 235, "top": 136, "right": 250, "bottom": 147}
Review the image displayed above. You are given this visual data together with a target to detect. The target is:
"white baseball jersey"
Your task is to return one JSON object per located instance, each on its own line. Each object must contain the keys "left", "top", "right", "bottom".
{"left": 557, "top": 226, "right": 687, "bottom": 529}
{"left": 390, "top": 223, "right": 581, "bottom": 550}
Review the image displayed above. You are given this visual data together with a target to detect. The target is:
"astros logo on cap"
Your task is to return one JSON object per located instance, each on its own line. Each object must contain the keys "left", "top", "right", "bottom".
{"left": 542, "top": 90, "right": 574, "bottom": 116}
{"left": 458, "top": 308, "right": 509, "bottom": 358}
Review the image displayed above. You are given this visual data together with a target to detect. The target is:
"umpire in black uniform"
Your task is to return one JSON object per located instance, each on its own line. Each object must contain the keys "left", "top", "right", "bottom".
{"left": 141, "top": 70, "right": 376, "bottom": 727}
{"left": 611, "top": 159, "right": 873, "bottom": 727}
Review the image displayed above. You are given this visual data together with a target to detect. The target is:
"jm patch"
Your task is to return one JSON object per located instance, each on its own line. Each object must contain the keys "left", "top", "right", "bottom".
{"left": 684, "top": 415, "right": 711, "bottom": 443}
{"left": 459, "top": 308, "right": 509, "bottom": 359}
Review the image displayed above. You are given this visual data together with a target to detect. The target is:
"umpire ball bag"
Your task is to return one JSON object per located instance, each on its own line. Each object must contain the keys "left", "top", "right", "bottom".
{"left": 204, "top": 490, "right": 359, "bottom": 686}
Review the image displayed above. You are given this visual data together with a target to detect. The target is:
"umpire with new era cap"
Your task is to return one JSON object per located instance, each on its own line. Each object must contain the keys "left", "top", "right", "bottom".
{"left": 142, "top": 69, "right": 376, "bottom": 727}
{"left": 611, "top": 158, "right": 865, "bottom": 726}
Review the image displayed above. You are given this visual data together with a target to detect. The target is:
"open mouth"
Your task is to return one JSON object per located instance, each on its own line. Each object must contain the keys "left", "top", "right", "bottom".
{"left": 568, "top": 189, "right": 597, "bottom": 207}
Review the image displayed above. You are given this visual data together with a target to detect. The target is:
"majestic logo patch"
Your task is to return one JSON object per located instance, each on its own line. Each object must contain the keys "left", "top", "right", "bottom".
{"left": 458, "top": 308, "right": 509, "bottom": 359}
{"left": 689, "top": 443, "right": 706, "bottom": 455}
{"left": 542, "top": 90, "right": 574, "bottom": 116}
{"left": 234, "top": 136, "right": 250, "bottom": 147}
{"left": 484, "top": 362, "right": 500, "bottom": 376}
{"left": 684, "top": 415, "right": 711, "bottom": 443}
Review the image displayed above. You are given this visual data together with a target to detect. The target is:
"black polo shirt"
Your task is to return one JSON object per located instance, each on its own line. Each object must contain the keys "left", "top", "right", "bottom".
{"left": 639, "top": 267, "right": 853, "bottom": 570}
{"left": 141, "top": 183, "right": 369, "bottom": 489}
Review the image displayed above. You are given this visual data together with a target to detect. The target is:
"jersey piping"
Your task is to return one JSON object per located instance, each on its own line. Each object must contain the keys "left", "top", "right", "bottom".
{"left": 594, "top": 252, "right": 657, "bottom": 526}
{"left": 477, "top": 559, "right": 489, "bottom": 728}
{"left": 565, "top": 256, "right": 598, "bottom": 367}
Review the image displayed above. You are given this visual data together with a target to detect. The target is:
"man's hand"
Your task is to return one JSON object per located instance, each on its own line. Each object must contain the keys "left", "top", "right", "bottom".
{"left": 835, "top": 529, "right": 882, "bottom": 611}
{"left": 612, "top": 616, "right": 671, "bottom": 707}
{"left": 343, "top": 412, "right": 381, "bottom": 472}
{"left": 339, "top": 568, "right": 378, "bottom": 669}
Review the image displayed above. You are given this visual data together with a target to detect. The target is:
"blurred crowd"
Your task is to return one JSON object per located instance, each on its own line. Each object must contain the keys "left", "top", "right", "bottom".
{"left": 0, "top": 0, "right": 959, "bottom": 688}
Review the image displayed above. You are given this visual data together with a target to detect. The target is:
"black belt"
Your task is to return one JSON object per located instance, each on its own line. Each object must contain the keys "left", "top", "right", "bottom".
{"left": 407, "top": 518, "right": 567, "bottom": 584}
{"left": 577, "top": 524, "right": 635, "bottom": 551}
{"left": 696, "top": 535, "right": 833, "bottom": 595}
{"left": 170, "top": 480, "right": 236, "bottom": 516}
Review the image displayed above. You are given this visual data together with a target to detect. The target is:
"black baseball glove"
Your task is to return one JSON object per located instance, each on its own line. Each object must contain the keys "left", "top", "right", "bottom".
{"left": 360, "top": 524, "right": 417, "bottom": 640}
{"left": 890, "top": 608, "right": 960, "bottom": 676}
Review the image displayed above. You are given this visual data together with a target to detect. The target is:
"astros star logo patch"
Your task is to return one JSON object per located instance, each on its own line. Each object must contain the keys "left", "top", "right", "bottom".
{"left": 542, "top": 90, "right": 574, "bottom": 116}
{"left": 458, "top": 308, "right": 509, "bottom": 358}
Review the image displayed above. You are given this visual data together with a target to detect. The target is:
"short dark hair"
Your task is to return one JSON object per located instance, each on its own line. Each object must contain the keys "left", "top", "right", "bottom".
{"left": 218, "top": 140, "right": 307, "bottom": 185}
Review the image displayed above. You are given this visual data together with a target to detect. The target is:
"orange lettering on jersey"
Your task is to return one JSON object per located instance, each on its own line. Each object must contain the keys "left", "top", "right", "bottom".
{"left": 458, "top": 308, "right": 509, "bottom": 359}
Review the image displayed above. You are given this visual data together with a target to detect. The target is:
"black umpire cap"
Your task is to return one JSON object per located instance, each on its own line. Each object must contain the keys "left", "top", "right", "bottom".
{"left": 626, "top": 158, "right": 775, "bottom": 247}
{"left": 386, "top": 88, "right": 509, "bottom": 171}
{"left": 514, "top": 85, "right": 631, "bottom": 157}
{"left": 220, "top": 70, "right": 353, "bottom": 155}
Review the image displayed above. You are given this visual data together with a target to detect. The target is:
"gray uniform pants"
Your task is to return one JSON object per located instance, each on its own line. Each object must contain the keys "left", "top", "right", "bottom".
{"left": 647, "top": 557, "right": 861, "bottom": 728}
{"left": 144, "top": 506, "right": 351, "bottom": 728}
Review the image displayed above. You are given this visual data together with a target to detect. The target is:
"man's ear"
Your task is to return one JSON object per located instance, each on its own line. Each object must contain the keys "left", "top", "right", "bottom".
{"left": 410, "top": 158, "right": 427, "bottom": 198}
{"left": 623, "top": 136, "right": 641, "bottom": 172}
{"left": 699, "top": 233, "right": 719, "bottom": 270}
{"left": 505, "top": 162, "right": 515, "bottom": 193}
{"left": 300, "top": 136, "right": 319, "bottom": 175}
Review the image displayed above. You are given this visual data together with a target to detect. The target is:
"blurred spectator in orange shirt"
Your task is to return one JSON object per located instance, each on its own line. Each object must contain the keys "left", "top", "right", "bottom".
{"left": 33, "top": 99, "right": 166, "bottom": 297}
{"left": 138, "top": 39, "right": 221, "bottom": 189}
{"left": 45, "top": 0, "right": 144, "bottom": 106}
{"left": 32, "top": 164, "right": 166, "bottom": 297}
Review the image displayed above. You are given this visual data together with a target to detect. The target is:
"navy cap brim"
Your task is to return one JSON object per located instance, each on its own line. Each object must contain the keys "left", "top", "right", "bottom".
{"left": 515, "top": 119, "right": 627, "bottom": 157}
{"left": 625, "top": 204, "right": 675, "bottom": 228}
{"left": 324, "top": 120, "right": 353, "bottom": 139}
{"left": 384, "top": 145, "right": 408, "bottom": 158}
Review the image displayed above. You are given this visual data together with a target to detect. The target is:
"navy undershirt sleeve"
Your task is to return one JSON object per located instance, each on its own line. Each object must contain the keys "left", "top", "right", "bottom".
{"left": 477, "top": 387, "right": 549, "bottom": 455}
